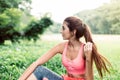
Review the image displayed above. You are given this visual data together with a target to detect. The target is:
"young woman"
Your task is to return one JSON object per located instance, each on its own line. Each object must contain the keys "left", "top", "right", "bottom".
{"left": 18, "top": 16, "right": 111, "bottom": 80}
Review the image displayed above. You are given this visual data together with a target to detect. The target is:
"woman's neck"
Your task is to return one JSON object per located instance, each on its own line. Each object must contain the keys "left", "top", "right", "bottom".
{"left": 68, "top": 39, "right": 81, "bottom": 48}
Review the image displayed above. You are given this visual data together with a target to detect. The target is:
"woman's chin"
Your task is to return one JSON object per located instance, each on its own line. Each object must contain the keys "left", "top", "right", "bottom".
{"left": 62, "top": 37, "right": 65, "bottom": 40}
{"left": 62, "top": 38, "right": 68, "bottom": 40}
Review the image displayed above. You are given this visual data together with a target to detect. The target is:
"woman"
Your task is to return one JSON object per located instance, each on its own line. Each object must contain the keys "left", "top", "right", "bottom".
{"left": 18, "top": 16, "right": 111, "bottom": 80}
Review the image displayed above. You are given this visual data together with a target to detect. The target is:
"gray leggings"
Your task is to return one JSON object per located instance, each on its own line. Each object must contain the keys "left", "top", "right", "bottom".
{"left": 33, "top": 66, "right": 63, "bottom": 80}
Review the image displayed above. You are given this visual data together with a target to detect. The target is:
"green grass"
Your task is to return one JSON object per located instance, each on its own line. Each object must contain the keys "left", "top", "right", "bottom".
{"left": 0, "top": 35, "right": 120, "bottom": 80}
{"left": 95, "top": 40, "right": 120, "bottom": 80}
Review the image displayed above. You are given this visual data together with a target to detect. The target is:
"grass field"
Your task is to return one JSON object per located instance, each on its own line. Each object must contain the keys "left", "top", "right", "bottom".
{"left": 0, "top": 34, "right": 120, "bottom": 80}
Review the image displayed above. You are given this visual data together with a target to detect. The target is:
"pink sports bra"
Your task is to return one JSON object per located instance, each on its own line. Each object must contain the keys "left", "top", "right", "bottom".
{"left": 62, "top": 42, "right": 85, "bottom": 74}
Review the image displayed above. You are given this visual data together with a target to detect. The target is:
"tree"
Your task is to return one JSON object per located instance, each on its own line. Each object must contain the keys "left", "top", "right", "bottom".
{"left": 97, "top": 19, "right": 111, "bottom": 34}
{"left": 0, "top": 8, "right": 23, "bottom": 44}
{"left": 0, "top": 0, "right": 53, "bottom": 44}
{"left": 24, "top": 16, "right": 53, "bottom": 41}
{"left": 75, "top": 0, "right": 120, "bottom": 34}
{"left": 0, "top": 0, "right": 31, "bottom": 13}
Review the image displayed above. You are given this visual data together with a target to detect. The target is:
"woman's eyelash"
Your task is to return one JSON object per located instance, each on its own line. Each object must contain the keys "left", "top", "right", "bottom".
{"left": 62, "top": 26, "right": 65, "bottom": 30}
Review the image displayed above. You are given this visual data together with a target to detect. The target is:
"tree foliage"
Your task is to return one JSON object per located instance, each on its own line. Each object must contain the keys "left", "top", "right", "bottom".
{"left": 24, "top": 17, "right": 53, "bottom": 41}
{"left": 0, "top": 8, "right": 23, "bottom": 44}
{"left": 75, "top": 0, "right": 120, "bottom": 34}
{"left": 0, "top": 0, "right": 31, "bottom": 13}
{"left": 0, "top": 0, "right": 53, "bottom": 44}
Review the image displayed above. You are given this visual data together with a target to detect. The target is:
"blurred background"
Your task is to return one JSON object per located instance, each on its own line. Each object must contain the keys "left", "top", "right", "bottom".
{"left": 0, "top": 0, "right": 120, "bottom": 80}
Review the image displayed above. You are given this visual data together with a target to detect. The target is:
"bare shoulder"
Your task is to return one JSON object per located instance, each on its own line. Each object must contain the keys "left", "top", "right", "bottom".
{"left": 55, "top": 41, "right": 67, "bottom": 54}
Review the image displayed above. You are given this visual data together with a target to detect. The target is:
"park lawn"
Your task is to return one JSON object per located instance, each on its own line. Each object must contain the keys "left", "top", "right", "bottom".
{"left": 93, "top": 40, "right": 120, "bottom": 80}
{"left": 0, "top": 35, "right": 120, "bottom": 80}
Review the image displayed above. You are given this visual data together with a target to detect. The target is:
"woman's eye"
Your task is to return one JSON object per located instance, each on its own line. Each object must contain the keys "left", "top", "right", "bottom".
{"left": 62, "top": 26, "right": 65, "bottom": 30}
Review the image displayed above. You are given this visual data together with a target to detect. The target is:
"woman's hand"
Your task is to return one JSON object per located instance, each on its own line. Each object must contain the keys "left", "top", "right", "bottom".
{"left": 84, "top": 42, "right": 93, "bottom": 60}
{"left": 84, "top": 42, "right": 94, "bottom": 80}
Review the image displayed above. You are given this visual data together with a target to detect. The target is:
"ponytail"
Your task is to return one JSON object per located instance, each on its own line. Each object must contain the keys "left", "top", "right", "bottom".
{"left": 83, "top": 24, "right": 111, "bottom": 78}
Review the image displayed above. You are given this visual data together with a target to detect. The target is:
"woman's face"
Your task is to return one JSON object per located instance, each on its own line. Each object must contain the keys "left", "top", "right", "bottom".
{"left": 61, "top": 21, "right": 73, "bottom": 40}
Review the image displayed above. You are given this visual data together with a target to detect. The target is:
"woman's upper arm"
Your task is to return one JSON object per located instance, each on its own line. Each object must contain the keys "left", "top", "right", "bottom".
{"left": 35, "top": 42, "right": 65, "bottom": 65}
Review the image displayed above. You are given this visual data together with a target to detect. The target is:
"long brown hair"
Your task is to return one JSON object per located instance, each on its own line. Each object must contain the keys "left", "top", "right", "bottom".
{"left": 64, "top": 16, "right": 111, "bottom": 78}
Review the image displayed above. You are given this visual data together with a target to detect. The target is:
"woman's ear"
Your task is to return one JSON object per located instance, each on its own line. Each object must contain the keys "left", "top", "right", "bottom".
{"left": 73, "top": 30, "right": 76, "bottom": 35}
{"left": 71, "top": 30, "right": 76, "bottom": 36}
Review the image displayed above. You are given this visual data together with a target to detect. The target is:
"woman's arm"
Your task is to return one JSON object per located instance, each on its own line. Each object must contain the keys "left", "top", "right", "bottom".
{"left": 18, "top": 43, "right": 64, "bottom": 80}
{"left": 84, "top": 42, "right": 93, "bottom": 80}
{"left": 18, "top": 61, "right": 38, "bottom": 80}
